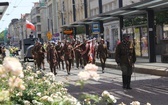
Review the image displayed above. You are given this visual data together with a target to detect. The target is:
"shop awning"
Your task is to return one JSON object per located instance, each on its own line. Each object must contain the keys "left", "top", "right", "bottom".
{"left": 86, "top": 0, "right": 168, "bottom": 22}
{"left": 0, "top": 2, "right": 9, "bottom": 20}
{"left": 62, "top": 0, "right": 168, "bottom": 28}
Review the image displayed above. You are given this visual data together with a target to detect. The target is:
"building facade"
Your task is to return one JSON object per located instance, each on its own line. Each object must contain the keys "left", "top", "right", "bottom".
{"left": 8, "top": 19, "right": 20, "bottom": 46}
{"left": 31, "top": 2, "right": 41, "bottom": 38}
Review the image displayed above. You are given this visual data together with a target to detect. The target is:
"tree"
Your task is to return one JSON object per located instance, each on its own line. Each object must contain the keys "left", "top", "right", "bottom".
{"left": 155, "top": 10, "right": 168, "bottom": 25}
{"left": 0, "top": 30, "right": 5, "bottom": 41}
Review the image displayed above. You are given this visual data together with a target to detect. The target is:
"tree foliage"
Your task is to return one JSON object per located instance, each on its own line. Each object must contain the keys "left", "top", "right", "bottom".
{"left": 124, "top": 15, "right": 147, "bottom": 27}
{"left": 155, "top": 10, "right": 168, "bottom": 25}
{"left": 76, "top": 26, "right": 85, "bottom": 34}
{"left": 0, "top": 30, "right": 5, "bottom": 41}
{"left": 124, "top": 11, "right": 168, "bottom": 27}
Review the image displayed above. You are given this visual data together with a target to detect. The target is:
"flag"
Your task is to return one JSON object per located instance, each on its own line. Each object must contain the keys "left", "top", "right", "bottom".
{"left": 26, "top": 20, "right": 35, "bottom": 31}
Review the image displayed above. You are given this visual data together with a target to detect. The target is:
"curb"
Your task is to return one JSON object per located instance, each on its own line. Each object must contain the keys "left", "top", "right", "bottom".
{"left": 95, "top": 62, "right": 168, "bottom": 77}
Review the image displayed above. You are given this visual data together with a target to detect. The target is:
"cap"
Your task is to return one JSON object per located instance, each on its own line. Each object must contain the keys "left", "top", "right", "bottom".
{"left": 122, "top": 34, "right": 130, "bottom": 38}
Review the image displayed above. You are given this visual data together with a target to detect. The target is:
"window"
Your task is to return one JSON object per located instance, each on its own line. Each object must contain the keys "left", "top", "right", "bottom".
{"left": 105, "top": 4, "right": 108, "bottom": 12}
{"left": 63, "top": 18, "right": 66, "bottom": 25}
{"left": 62, "top": 1, "right": 65, "bottom": 11}
{"left": 37, "top": 16, "right": 41, "bottom": 22}
{"left": 109, "top": 2, "right": 112, "bottom": 10}
{"left": 90, "top": 10, "right": 93, "bottom": 16}
{"left": 96, "top": 8, "right": 99, "bottom": 15}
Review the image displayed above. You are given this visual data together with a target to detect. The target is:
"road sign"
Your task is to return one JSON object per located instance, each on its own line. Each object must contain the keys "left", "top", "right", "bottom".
{"left": 92, "top": 23, "right": 100, "bottom": 34}
{"left": 47, "top": 31, "right": 52, "bottom": 40}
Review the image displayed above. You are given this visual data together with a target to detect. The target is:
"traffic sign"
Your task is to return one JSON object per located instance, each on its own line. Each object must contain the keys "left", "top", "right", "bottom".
{"left": 47, "top": 31, "right": 52, "bottom": 40}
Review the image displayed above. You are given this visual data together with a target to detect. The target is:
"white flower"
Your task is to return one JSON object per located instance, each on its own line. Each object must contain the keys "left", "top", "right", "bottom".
{"left": 0, "top": 65, "right": 6, "bottom": 75}
{"left": 27, "top": 76, "right": 34, "bottom": 81}
{"left": 44, "top": 80, "right": 51, "bottom": 85}
{"left": 88, "top": 71, "right": 100, "bottom": 81}
{"left": 47, "top": 97, "right": 54, "bottom": 102}
{"left": 146, "top": 103, "right": 151, "bottom": 105}
{"left": 45, "top": 72, "right": 55, "bottom": 81}
{"left": 109, "top": 95, "right": 117, "bottom": 103}
{"left": 130, "top": 101, "right": 140, "bottom": 105}
{"left": 16, "top": 92, "right": 23, "bottom": 96}
{"left": 26, "top": 66, "right": 32, "bottom": 71}
{"left": 23, "top": 100, "right": 31, "bottom": 105}
{"left": 37, "top": 92, "right": 42, "bottom": 97}
{"left": 56, "top": 92, "right": 62, "bottom": 96}
{"left": 0, "top": 90, "right": 10, "bottom": 101}
{"left": 78, "top": 71, "right": 90, "bottom": 80}
{"left": 36, "top": 71, "right": 41, "bottom": 75}
{"left": 32, "top": 100, "right": 43, "bottom": 105}
{"left": 19, "top": 85, "right": 26, "bottom": 90}
{"left": 84, "top": 63, "right": 98, "bottom": 71}
{"left": 8, "top": 76, "right": 24, "bottom": 89}
{"left": 40, "top": 96, "right": 49, "bottom": 101}
{"left": 3, "top": 57, "right": 24, "bottom": 77}
{"left": 102, "top": 90, "right": 110, "bottom": 97}
{"left": 78, "top": 64, "right": 100, "bottom": 81}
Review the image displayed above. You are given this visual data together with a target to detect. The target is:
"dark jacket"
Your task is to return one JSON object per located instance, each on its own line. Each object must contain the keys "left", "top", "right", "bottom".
{"left": 115, "top": 41, "right": 136, "bottom": 66}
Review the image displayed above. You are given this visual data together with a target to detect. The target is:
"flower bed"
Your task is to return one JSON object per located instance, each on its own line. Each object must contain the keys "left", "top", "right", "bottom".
{"left": 0, "top": 57, "right": 151, "bottom": 105}
{"left": 0, "top": 57, "right": 80, "bottom": 105}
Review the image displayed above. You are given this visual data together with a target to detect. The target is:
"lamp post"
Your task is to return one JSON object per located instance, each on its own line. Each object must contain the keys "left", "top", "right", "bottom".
{"left": 72, "top": 0, "right": 76, "bottom": 39}
{"left": 20, "top": 15, "right": 25, "bottom": 59}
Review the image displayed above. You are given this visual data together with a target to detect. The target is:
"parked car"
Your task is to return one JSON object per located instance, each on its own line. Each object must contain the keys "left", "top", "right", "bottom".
{"left": 24, "top": 45, "right": 34, "bottom": 62}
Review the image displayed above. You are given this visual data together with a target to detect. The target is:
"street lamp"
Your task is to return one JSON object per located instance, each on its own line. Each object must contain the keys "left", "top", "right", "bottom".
{"left": 20, "top": 16, "right": 25, "bottom": 59}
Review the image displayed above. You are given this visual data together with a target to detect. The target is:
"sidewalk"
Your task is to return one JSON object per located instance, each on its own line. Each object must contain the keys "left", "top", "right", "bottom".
{"left": 95, "top": 56, "right": 168, "bottom": 77}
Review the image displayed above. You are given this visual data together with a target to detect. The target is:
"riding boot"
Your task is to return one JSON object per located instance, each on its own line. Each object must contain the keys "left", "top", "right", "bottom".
{"left": 53, "top": 67, "right": 57, "bottom": 75}
{"left": 122, "top": 75, "right": 127, "bottom": 89}
{"left": 126, "top": 76, "right": 132, "bottom": 89}
{"left": 50, "top": 67, "right": 53, "bottom": 73}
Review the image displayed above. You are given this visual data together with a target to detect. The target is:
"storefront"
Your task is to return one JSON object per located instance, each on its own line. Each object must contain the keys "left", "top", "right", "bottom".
{"left": 104, "top": 21, "right": 119, "bottom": 52}
{"left": 123, "top": 25, "right": 148, "bottom": 57}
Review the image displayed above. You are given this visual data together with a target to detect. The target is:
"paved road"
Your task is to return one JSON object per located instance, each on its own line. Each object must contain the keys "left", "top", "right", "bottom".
{"left": 26, "top": 60, "right": 168, "bottom": 105}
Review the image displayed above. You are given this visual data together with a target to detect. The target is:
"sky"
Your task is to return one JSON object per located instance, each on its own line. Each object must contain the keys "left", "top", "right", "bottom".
{"left": 0, "top": 0, "right": 39, "bottom": 32}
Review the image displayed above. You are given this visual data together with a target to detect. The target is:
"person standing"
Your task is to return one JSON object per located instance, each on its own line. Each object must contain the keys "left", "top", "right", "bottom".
{"left": 97, "top": 39, "right": 108, "bottom": 73}
{"left": 115, "top": 35, "right": 136, "bottom": 89}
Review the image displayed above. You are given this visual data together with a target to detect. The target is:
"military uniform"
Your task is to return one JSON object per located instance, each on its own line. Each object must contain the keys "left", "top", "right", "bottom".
{"left": 35, "top": 43, "right": 45, "bottom": 70}
{"left": 47, "top": 43, "right": 58, "bottom": 75}
{"left": 115, "top": 37, "right": 136, "bottom": 89}
{"left": 81, "top": 41, "right": 90, "bottom": 66}
{"left": 56, "top": 42, "right": 64, "bottom": 70}
{"left": 63, "top": 42, "right": 74, "bottom": 75}
{"left": 97, "top": 40, "right": 108, "bottom": 73}
{"left": 74, "top": 41, "right": 82, "bottom": 69}
{"left": 31, "top": 42, "right": 39, "bottom": 69}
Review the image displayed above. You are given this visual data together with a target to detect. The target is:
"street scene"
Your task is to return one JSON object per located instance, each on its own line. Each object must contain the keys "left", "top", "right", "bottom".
{"left": 0, "top": 0, "right": 168, "bottom": 105}
{"left": 23, "top": 58, "right": 168, "bottom": 105}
